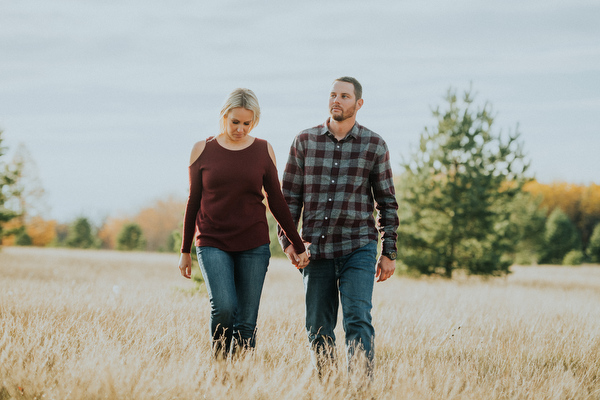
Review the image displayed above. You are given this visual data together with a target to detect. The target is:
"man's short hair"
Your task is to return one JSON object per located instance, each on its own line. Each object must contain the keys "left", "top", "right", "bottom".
{"left": 334, "top": 76, "right": 362, "bottom": 100}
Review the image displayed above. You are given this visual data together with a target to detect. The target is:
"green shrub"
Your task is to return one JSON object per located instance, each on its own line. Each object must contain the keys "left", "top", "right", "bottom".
{"left": 514, "top": 250, "right": 537, "bottom": 266}
{"left": 539, "top": 208, "right": 581, "bottom": 264}
{"left": 563, "top": 250, "right": 584, "bottom": 266}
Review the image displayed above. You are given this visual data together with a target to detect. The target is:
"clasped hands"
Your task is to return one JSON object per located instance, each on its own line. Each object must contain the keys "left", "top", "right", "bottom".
{"left": 284, "top": 244, "right": 311, "bottom": 269}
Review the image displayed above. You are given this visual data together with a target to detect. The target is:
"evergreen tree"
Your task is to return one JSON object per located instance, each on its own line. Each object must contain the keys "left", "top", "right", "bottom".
{"left": 398, "top": 88, "right": 529, "bottom": 278}
{"left": 15, "top": 227, "right": 33, "bottom": 246}
{"left": 586, "top": 223, "right": 600, "bottom": 263}
{"left": 539, "top": 208, "right": 581, "bottom": 264}
{"left": 117, "top": 223, "right": 146, "bottom": 251}
{"left": 65, "top": 217, "right": 98, "bottom": 249}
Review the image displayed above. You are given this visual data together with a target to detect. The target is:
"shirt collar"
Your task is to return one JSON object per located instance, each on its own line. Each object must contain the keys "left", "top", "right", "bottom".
{"left": 320, "top": 118, "right": 361, "bottom": 140}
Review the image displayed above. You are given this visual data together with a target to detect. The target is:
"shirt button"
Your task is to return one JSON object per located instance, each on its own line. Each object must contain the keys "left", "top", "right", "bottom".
{"left": 321, "top": 235, "right": 325, "bottom": 239}
{"left": 325, "top": 217, "right": 328, "bottom": 220}
{"left": 328, "top": 198, "right": 332, "bottom": 201}
{"left": 331, "top": 180, "right": 335, "bottom": 183}
{"left": 334, "top": 162, "right": 338, "bottom": 166}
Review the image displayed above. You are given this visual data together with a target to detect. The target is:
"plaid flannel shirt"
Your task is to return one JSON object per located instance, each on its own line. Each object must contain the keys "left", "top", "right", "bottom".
{"left": 279, "top": 120, "right": 399, "bottom": 260}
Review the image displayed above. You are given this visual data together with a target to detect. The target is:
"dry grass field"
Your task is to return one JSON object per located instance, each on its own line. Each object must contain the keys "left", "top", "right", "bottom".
{"left": 1, "top": 246, "right": 600, "bottom": 399}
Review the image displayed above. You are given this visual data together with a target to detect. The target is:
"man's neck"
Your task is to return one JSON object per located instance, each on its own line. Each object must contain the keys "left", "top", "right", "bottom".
{"left": 328, "top": 118, "right": 356, "bottom": 140}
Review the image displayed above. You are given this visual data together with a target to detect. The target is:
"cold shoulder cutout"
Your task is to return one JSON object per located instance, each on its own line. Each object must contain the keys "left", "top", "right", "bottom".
{"left": 189, "top": 141, "right": 206, "bottom": 166}
{"left": 266, "top": 141, "right": 277, "bottom": 166}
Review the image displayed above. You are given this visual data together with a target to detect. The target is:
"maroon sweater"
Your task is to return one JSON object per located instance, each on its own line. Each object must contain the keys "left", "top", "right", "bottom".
{"left": 181, "top": 137, "right": 305, "bottom": 255}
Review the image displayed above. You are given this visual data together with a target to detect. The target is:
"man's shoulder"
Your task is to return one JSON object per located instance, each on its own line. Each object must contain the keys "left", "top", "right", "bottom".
{"left": 295, "top": 122, "right": 327, "bottom": 142}
{"left": 354, "top": 123, "right": 387, "bottom": 153}
{"left": 355, "top": 123, "right": 388, "bottom": 146}
{"left": 299, "top": 122, "right": 326, "bottom": 135}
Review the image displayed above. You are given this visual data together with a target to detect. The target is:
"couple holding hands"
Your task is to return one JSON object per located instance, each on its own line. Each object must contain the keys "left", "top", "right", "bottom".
{"left": 178, "top": 77, "right": 399, "bottom": 377}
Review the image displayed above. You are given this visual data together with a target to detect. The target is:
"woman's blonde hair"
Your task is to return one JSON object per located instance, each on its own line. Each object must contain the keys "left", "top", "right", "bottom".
{"left": 219, "top": 88, "right": 261, "bottom": 134}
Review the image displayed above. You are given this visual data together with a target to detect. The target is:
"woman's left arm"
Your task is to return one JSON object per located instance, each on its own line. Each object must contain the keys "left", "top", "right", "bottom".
{"left": 263, "top": 142, "right": 307, "bottom": 258}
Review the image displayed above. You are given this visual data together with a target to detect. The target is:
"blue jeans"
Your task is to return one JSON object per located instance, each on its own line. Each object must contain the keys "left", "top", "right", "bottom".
{"left": 196, "top": 244, "right": 271, "bottom": 357}
{"left": 301, "top": 240, "right": 378, "bottom": 374}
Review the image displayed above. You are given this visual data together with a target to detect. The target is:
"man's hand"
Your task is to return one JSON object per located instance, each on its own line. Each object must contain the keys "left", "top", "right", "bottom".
{"left": 375, "top": 255, "right": 396, "bottom": 282}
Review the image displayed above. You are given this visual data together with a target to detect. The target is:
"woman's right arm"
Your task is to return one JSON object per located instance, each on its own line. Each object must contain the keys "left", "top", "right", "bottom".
{"left": 178, "top": 141, "right": 206, "bottom": 278}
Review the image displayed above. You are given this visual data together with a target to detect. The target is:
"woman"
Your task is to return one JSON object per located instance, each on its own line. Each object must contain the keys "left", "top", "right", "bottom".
{"left": 178, "top": 88, "right": 309, "bottom": 358}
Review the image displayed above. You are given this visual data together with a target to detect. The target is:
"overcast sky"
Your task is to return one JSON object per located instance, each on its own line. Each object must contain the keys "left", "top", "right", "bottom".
{"left": 1, "top": 0, "right": 599, "bottom": 223}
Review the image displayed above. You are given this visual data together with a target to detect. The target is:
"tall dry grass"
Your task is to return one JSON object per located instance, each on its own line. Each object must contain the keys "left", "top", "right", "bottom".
{"left": 1, "top": 246, "right": 600, "bottom": 399}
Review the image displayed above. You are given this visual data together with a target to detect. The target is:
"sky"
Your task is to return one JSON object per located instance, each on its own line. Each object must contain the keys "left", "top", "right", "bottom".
{"left": 1, "top": 0, "right": 599, "bottom": 223}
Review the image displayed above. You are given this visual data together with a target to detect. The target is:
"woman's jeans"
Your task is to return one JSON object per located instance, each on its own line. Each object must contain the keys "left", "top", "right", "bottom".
{"left": 196, "top": 244, "right": 271, "bottom": 357}
{"left": 301, "top": 240, "right": 378, "bottom": 375}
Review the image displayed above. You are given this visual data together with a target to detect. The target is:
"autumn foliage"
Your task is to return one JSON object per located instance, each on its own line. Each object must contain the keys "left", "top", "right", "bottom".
{"left": 523, "top": 181, "right": 600, "bottom": 247}
{"left": 134, "top": 196, "right": 184, "bottom": 252}
{"left": 97, "top": 217, "right": 130, "bottom": 249}
{"left": 97, "top": 196, "right": 185, "bottom": 252}
{"left": 24, "top": 217, "right": 56, "bottom": 246}
{"left": 2, "top": 217, "right": 56, "bottom": 247}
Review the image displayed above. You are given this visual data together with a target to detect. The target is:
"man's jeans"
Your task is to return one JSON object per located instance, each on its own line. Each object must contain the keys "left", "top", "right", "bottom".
{"left": 196, "top": 244, "right": 270, "bottom": 357}
{"left": 301, "top": 240, "right": 378, "bottom": 374}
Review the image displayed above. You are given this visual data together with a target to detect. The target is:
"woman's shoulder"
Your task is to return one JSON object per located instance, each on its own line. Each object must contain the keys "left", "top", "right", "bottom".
{"left": 252, "top": 137, "right": 271, "bottom": 149}
{"left": 189, "top": 139, "right": 209, "bottom": 166}
{"left": 253, "top": 137, "right": 269, "bottom": 148}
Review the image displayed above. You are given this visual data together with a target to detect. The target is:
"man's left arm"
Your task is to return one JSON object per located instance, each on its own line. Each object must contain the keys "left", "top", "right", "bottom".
{"left": 371, "top": 142, "right": 399, "bottom": 282}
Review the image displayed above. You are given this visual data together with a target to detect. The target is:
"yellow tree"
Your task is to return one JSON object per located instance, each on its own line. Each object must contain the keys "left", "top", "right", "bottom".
{"left": 581, "top": 184, "right": 600, "bottom": 216}
{"left": 523, "top": 181, "right": 583, "bottom": 221}
{"left": 134, "top": 196, "right": 185, "bottom": 252}
{"left": 97, "top": 196, "right": 185, "bottom": 251}
{"left": 524, "top": 180, "right": 600, "bottom": 247}
{"left": 26, "top": 216, "right": 57, "bottom": 246}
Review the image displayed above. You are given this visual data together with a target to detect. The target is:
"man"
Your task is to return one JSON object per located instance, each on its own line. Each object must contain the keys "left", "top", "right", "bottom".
{"left": 279, "top": 76, "right": 399, "bottom": 377}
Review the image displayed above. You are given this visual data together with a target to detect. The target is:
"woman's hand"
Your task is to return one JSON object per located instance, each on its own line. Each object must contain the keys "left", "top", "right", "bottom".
{"left": 178, "top": 253, "right": 192, "bottom": 279}
{"left": 296, "top": 251, "right": 310, "bottom": 269}
{"left": 285, "top": 245, "right": 311, "bottom": 269}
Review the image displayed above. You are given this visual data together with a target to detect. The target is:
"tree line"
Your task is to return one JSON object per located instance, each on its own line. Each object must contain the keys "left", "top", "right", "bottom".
{"left": 1, "top": 88, "right": 600, "bottom": 277}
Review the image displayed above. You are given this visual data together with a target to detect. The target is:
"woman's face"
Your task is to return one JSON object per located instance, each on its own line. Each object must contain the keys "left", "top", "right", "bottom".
{"left": 223, "top": 107, "right": 254, "bottom": 142}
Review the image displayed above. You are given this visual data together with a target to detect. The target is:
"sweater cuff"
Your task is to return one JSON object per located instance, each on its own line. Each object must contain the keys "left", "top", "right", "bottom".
{"left": 292, "top": 242, "right": 306, "bottom": 255}
{"left": 279, "top": 235, "right": 292, "bottom": 253}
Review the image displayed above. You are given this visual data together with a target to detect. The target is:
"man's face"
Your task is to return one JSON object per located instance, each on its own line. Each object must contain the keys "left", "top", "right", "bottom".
{"left": 329, "top": 81, "right": 363, "bottom": 122}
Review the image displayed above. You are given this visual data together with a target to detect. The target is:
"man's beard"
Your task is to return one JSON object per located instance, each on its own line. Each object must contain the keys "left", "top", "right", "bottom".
{"left": 331, "top": 104, "right": 357, "bottom": 122}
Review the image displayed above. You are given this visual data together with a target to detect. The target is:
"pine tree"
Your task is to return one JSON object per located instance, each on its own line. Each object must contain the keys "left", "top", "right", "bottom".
{"left": 117, "top": 223, "right": 146, "bottom": 251}
{"left": 65, "top": 217, "right": 98, "bottom": 249}
{"left": 398, "top": 88, "right": 529, "bottom": 277}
